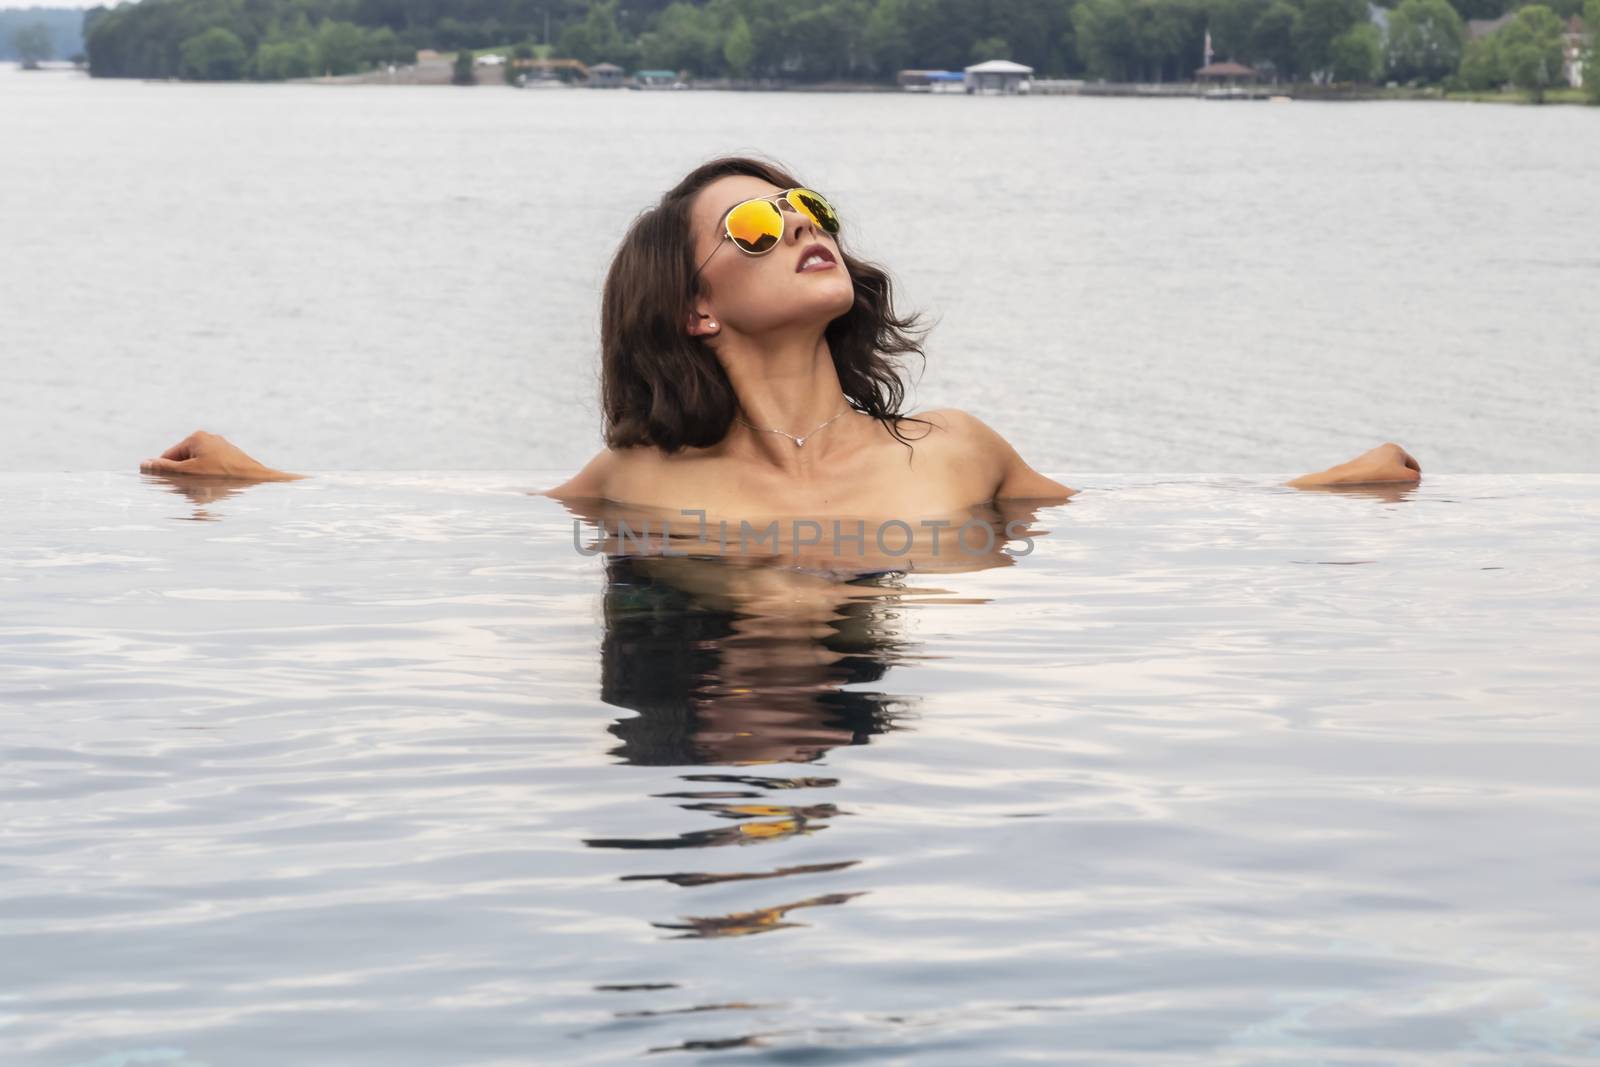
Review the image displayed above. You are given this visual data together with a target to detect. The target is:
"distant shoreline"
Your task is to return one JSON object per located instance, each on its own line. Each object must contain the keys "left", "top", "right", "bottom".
{"left": 296, "top": 69, "right": 1593, "bottom": 106}
{"left": 289, "top": 60, "right": 1593, "bottom": 105}
{"left": 12, "top": 61, "right": 1587, "bottom": 106}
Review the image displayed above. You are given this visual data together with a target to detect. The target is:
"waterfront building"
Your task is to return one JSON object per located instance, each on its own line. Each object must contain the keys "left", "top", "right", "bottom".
{"left": 898, "top": 69, "right": 965, "bottom": 92}
{"left": 963, "top": 59, "right": 1034, "bottom": 95}
{"left": 1563, "top": 15, "right": 1586, "bottom": 89}
{"left": 1195, "top": 61, "right": 1260, "bottom": 86}
{"left": 588, "top": 62, "right": 626, "bottom": 88}
{"left": 634, "top": 69, "right": 682, "bottom": 89}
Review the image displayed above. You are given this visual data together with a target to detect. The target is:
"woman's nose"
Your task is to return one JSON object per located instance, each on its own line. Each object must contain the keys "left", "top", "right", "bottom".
{"left": 779, "top": 200, "right": 820, "bottom": 242}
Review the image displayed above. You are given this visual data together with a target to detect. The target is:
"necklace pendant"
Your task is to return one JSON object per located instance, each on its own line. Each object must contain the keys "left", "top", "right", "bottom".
{"left": 795, "top": 437, "right": 807, "bottom": 447}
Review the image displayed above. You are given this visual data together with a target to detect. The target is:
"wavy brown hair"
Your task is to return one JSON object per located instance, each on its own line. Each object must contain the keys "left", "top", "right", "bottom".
{"left": 600, "top": 156, "right": 930, "bottom": 453}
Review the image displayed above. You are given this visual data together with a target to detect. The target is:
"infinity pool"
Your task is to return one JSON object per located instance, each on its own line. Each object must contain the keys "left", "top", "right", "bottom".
{"left": 3, "top": 473, "right": 1597, "bottom": 1066}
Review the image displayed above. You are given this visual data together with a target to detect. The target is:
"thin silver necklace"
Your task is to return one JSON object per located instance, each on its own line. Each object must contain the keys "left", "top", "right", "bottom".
{"left": 737, "top": 401, "right": 851, "bottom": 448}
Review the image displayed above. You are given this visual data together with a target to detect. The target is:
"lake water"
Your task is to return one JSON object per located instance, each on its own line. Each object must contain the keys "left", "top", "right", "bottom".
{"left": 3, "top": 471, "right": 1599, "bottom": 1065}
{"left": 3, "top": 65, "right": 1599, "bottom": 476}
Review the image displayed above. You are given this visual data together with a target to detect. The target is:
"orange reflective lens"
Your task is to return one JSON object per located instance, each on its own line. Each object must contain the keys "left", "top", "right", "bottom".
{"left": 723, "top": 188, "right": 840, "bottom": 255}
{"left": 725, "top": 198, "right": 783, "bottom": 254}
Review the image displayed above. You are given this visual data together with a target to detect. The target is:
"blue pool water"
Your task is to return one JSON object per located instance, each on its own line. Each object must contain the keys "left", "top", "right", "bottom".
{"left": 2, "top": 472, "right": 1597, "bottom": 1065}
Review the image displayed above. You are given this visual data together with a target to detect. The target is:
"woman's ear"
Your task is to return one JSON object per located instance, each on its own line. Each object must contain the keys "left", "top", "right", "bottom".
{"left": 686, "top": 310, "right": 719, "bottom": 337}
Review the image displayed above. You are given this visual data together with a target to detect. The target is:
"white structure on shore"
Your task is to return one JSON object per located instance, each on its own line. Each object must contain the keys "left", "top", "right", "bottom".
{"left": 964, "top": 59, "right": 1033, "bottom": 95}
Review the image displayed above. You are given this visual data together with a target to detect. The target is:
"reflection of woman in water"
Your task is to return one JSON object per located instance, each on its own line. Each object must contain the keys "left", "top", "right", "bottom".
{"left": 140, "top": 156, "right": 1422, "bottom": 517}
{"left": 598, "top": 553, "right": 915, "bottom": 767}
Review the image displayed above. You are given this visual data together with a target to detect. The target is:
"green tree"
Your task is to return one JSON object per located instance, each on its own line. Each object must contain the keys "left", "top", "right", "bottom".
{"left": 1140, "top": 0, "right": 1206, "bottom": 82}
{"left": 723, "top": 14, "right": 754, "bottom": 76}
{"left": 1210, "top": 0, "right": 1270, "bottom": 60}
{"left": 1586, "top": 0, "right": 1600, "bottom": 102}
{"left": 889, "top": 0, "right": 989, "bottom": 72}
{"left": 1249, "top": 0, "right": 1299, "bottom": 78}
{"left": 637, "top": 2, "right": 718, "bottom": 74}
{"left": 1458, "top": 33, "right": 1503, "bottom": 87}
{"left": 434, "top": 17, "right": 470, "bottom": 50}
{"left": 1385, "top": 0, "right": 1465, "bottom": 82}
{"left": 179, "top": 27, "right": 247, "bottom": 80}
{"left": 558, "top": 0, "right": 629, "bottom": 66}
{"left": 1075, "top": 0, "right": 1140, "bottom": 79}
{"left": 970, "top": 34, "right": 1010, "bottom": 62}
{"left": 864, "top": 0, "right": 912, "bottom": 74}
{"left": 1330, "top": 21, "right": 1382, "bottom": 80}
{"left": 364, "top": 27, "right": 411, "bottom": 66}
{"left": 1450, "top": 0, "right": 1516, "bottom": 16}
{"left": 774, "top": 2, "right": 873, "bottom": 83}
{"left": 253, "top": 38, "right": 314, "bottom": 79}
{"left": 12, "top": 21, "right": 52, "bottom": 68}
{"left": 1294, "top": 0, "right": 1367, "bottom": 78}
{"left": 314, "top": 21, "right": 367, "bottom": 76}
{"left": 451, "top": 47, "right": 476, "bottom": 84}
{"left": 990, "top": 0, "right": 1074, "bottom": 74}
{"left": 1496, "top": 4, "right": 1565, "bottom": 100}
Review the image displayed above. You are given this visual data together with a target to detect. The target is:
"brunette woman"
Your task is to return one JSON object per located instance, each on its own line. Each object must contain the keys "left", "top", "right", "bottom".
{"left": 140, "top": 156, "right": 1422, "bottom": 515}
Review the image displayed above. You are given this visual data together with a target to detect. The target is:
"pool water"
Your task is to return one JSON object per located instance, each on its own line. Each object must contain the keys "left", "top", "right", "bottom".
{"left": 3, "top": 472, "right": 1598, "bottom": 1066}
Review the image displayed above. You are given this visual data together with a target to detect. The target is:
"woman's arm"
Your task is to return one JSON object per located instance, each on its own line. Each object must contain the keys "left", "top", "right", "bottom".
{"left": 951, "top": 410, "right": 1417, "bottom": 495}
{"left": 1286, "top": 442, "right": 1421, "bottom": 489}
{"left": 140, "top": 430, "right": 304, "bottom": 481}
{"left": 940, "top": 409, "right": 1077, "bottom": 501}
{"left": 997, "top": 459, "right": 1078, "bottom": 500}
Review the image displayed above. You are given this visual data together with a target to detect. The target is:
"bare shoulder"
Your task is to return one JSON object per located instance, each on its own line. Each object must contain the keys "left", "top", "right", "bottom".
{"left": 907, "top": 407, "right": 1077, "bottom": 501}
{"left": 540, "top": 446, "right": 662, "bottom": 501}
{"left": 903, "top": 406, "right": 975, "bottom": 431}
{"left": 899, "top": 407, "right": 1009, "bottom": 454}
{"left": 894, "top": 406, "right": 992, "bottom": 445}
{"left": 890, "top": 407, "right": 1005, "bottom": 490}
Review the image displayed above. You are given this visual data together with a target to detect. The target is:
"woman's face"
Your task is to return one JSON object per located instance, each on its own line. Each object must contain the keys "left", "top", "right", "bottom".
{"left": 687, "top": 175, "right": 855, "bottom": 340}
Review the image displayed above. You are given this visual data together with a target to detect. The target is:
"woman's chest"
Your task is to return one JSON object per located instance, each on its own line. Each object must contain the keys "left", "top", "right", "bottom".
{"left": 616, "top": 440, "right": 995, "bottom": 522}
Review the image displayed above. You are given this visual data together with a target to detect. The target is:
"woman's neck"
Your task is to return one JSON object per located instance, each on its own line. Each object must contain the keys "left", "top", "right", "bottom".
{"left": 716, "top": 330, "right": 859, "bottom": 466}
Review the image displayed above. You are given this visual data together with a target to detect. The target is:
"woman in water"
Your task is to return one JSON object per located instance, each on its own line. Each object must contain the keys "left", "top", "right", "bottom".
{"left": 139, "top": 156, "right": 1422, "bottom": 518}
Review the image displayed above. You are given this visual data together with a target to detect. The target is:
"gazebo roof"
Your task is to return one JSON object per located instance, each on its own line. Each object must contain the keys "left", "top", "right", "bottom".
{"left": 1195, "top": 61, "right": 1258, "bottom": 78}
{"left": 964, "top": 59, "right": 1034, "bottom": 75}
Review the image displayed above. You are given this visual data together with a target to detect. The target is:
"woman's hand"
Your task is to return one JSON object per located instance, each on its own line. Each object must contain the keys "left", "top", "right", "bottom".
{"left": 1286, "top": 442, "right": 1421, "bottom": 489}
{"left": 139, "top": 430, "right": 303, "bottom": 481}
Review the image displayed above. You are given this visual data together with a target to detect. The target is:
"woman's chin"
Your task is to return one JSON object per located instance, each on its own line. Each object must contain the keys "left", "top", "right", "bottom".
{"left": 805, "top": 276, "right": 856, "bottom": 315}
{"left": 769, "top": 289, "right": 855, "bottom": 329}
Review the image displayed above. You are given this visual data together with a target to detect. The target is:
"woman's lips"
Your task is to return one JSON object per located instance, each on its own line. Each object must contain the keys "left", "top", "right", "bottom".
{"left": 796, "top": 244, "right": 837, "bottom": 272}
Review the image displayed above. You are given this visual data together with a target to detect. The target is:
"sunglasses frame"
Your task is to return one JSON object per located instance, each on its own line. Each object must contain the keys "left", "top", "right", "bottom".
{"left": 692, "top": 187, "right": 840, "bottom": 283}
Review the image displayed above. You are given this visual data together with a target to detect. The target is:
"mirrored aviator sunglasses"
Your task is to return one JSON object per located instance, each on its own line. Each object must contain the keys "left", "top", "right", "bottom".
{"left": 724, "top": 188, "right": 840, "bottom": 255}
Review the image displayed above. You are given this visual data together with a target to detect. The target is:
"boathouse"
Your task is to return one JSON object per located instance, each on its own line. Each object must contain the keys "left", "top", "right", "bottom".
{"left": 587, "top": 62, "right": 626, "bottom": 88}
{"left": 1194, "top": 61, "right": 1260, "bottom": 85}
{"left": 963, "top": 59, "right": 1034, "bottom": 95}
{"left": 634, "top": 69, "right": 680, "bottom": 89}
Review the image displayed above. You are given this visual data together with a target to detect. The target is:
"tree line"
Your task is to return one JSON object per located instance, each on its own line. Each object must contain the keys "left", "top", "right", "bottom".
{"left": 81, "top": 0, "right": 1597, "bottom": 101}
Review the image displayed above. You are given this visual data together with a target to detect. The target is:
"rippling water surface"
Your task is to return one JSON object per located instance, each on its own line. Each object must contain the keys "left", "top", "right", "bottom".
{"left": 3, "top": 472, "right": 1599, "bottom": 1065}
